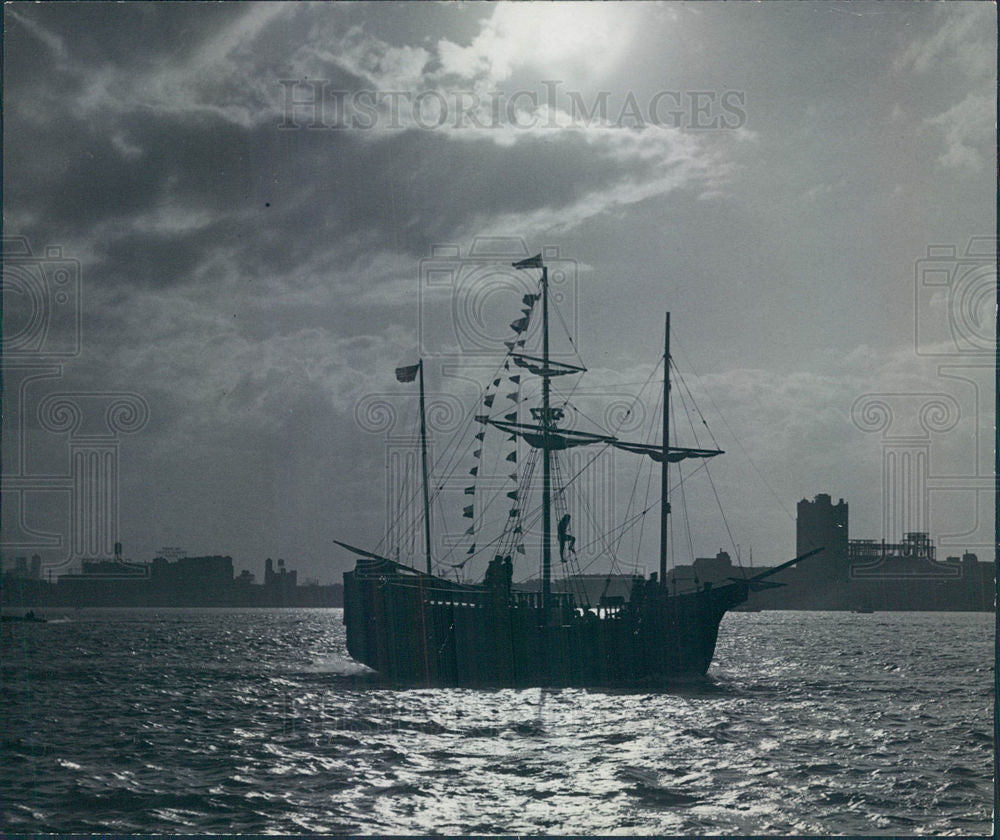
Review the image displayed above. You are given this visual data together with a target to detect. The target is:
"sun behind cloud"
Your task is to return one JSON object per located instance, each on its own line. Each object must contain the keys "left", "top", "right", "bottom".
{"left": 438, "top": 2, "right": 639, "bottom": 85}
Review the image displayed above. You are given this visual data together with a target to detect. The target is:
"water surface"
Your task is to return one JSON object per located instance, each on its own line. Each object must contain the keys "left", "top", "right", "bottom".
{"left": 2, "top": 608, "right": 992, "bottom": 834}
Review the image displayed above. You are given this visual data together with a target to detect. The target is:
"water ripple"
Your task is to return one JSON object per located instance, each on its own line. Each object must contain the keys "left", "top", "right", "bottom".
{"left": 1, "top": 607, "right": 991, "bottom": 834}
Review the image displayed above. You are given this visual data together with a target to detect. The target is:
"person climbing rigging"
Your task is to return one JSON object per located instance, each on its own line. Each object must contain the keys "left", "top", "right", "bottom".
{"left": 557, "top": 513, "right": 576, "bottom": 563}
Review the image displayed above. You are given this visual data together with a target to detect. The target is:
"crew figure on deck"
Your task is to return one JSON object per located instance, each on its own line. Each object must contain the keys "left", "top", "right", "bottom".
{"left": 486, "top": 554, "right": 513, "bottom": 601}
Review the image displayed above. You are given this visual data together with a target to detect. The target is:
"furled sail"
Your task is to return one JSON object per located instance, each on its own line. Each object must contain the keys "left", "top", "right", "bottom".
{"left": 511, "top": 353, "right": 586, "bottom": 378}
{"left": 609, "top": 440, "right": 724, "bottom": 463}
{"left": 476, "top": 416, "right": 723, "bottom": 462}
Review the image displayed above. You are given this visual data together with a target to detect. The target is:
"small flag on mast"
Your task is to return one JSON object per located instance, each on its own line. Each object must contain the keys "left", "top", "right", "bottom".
{"left": 512, "top": 254, "right": 543, "bottom": 270}
{"left": 395, "top": 362, "right": 420, "bottom": 383}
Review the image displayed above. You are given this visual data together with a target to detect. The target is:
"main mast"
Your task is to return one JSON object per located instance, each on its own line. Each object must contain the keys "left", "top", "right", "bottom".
{"left": 540, "top": 265, "right": 552, "bottom": 610}
{"left": 660, "top": 312, "right": 670, "bottom": 589}
{"left": 418, "top": 359, "right": 432, "bottom": 574}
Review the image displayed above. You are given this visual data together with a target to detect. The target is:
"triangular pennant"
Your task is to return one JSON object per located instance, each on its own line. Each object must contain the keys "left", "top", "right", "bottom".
{"left": 504, "top": 360, "right": 510, "bottom": 370}
{"left": 492, "top": 378, "right": 501, "bottom": 387}
{"left": 449, "top": 559, "right": 469, "bottom": 569}
{"left": 514, "top": 525, "right": 522, "bottom": 534}
{"left": 508, "top": 509, "right": 519, "bottom": 517}
{"left": 506, "top": 433, "right": 517, "bottom": 441}
{"left": 463, "top": 505, "right": 474, "bottom": 518}
{"left": 465, "top": 526, "right": 475, "bottom": 535}
{"left": 516, "top": 544, "right": 526, "bottom": 555}
{"left": 473, "top": 449, "right": 482, "bottom": 459}
{"left": 475, "top": 431, "right": 484, "bottom": 441}
{"left": 467, "top": 544, "right": 476, "bottom": 555}
{"left": 517, "top": 339, "right": 526, "bottom": 347}
{"left": 505, "top": 451, "right": 517, "bottom": 462}
{"left": 464, "top": 486, "right": 475, "bottom": 495}
{"left": 521, "top": 308, "right": 532, "bottom": 318}
{"left": 504, "top": 412, "right": 517, "bottom": 422}
{"left": 522, "top": 293, "right": 539, "bottom": 307}
{"left": 506, "top": 490, "right": 518, "bottom": 500}
{"left": 510, "top": 375, "right": 521, "bottom": 384}
{"left": 484, "top": 395, "right": 495, "bottom": 408}
{"left": 469, "top": 467, "right": 478, "bottom": 476}
{"left": 504, "top": 341, "right": 516, "bottom": 352}
{"left": 510, "top": 317, "right": 529, "bottom": 334}
{"left": 508, "top": 473, "right": 518, "bottom": 482}
{"left": 506, "top": 392, "right": 518, "bottom": 402}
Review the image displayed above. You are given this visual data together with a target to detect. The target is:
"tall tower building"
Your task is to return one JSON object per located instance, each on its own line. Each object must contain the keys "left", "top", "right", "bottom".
{"left": 796, "top": 494, "right": 849, "bottom": 581}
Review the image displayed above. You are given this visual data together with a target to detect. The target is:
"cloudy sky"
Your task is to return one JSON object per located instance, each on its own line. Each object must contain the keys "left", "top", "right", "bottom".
{"left": 3, "top": 2, "right": 995, "bottom": 584}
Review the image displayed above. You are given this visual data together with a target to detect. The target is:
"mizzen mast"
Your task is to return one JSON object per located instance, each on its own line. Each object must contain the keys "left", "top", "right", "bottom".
{"left": 418, "top": 359, "right": 432, "bottom": 574}
{"left": 660, "top": 312, "right": 671, "bottom": 589}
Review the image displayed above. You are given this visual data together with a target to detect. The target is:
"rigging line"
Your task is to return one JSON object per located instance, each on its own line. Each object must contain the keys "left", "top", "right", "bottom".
{"left": 670, "top": 357, "right": 718, "bottom": 451}
{"left": 387, "top": 422, "right": 421, "bottom": 556}
{"left": 674, "top": 369, "right": 741, "bottom": 577}
{"left": 668, "top": 475, "right": 676, "bottom": 576}
{"left": 444, "top": 447, "right": 540, "bottom": 573}
{"left": 571, "top": 461, "right": 710, "bottom": 557}
{"left": 494, "top": 449, "right": 539, "bottom": 569}
{"left": 555, "top": 455, "right": 593, "bottom": 602}
{"left": 703, "top": 459, "right": 742, "bottom": 572}
{"left": 670, "top": 343, "right": 797, "bottom": 524}
{"left": 371, "top": 401, "right": 418, "bottom": 555}
{"left": 672, "top": 350, "right": 743, "bottom": 569}
{"left": 391, "top": 338, "right": 536, "bottom": 561}
{"left": 366, "top": 282, "right": 535, "bottom": 559}
{"left": 612, "top": 372, "right": 663, "bottom": 558}
{"left": 572, "top": 453, "right": 623, "bottom": 576}
{"left": 671, "top": 394, "right": 696, "bottom": 569}
{"left": 551, "top": 289, "right": 581, "bottom": 356}
{"left": 552, "top": 356, "right": 664, "bottom": 439}
{"left": 562, "top": 399, "right": 616, "bottom": 438}
{"left": 414, "top": 280, "right": 544, "bottom": 520}
{"left": 633, "top": 381, "right": 663, "bottom": 568}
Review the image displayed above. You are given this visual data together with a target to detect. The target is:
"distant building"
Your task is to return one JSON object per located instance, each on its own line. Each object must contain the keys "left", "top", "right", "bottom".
{"left": 263, "top": 557, "right": 299, "bottom": 604}
{"left": 4, "top": 554, "right": 43, "bottom": 580}
{"left": 796, "top": 494, "right": 849, "bottom": 582}
{"left": 666, "top": 550, "right": 737, "bottom": 593}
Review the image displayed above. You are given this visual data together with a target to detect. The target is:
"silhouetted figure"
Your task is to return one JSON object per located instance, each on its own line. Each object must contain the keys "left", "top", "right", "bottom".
{"left": 557, "top": 514, "right": 576, "bottom": 562}
{"left": 486, "top": 555, "right": 513, "bottom": 603}
{"left": 630, "top": 576, "right": 646, "bottom": 607}
{"left": 485, "top": 556, "right": 501, "bottom": 590}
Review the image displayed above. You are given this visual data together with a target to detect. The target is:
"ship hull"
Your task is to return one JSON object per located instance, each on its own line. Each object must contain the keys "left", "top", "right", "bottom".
{"left": 343, "top": 557, "right": 749, "bottom": 686}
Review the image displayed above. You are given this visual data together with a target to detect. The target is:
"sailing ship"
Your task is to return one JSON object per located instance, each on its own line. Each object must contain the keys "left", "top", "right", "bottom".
{"left": 339, "top": 254, "right": 820, "bottom": 686}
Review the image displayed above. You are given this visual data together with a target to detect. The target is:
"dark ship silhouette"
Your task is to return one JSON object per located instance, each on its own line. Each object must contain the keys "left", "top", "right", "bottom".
{"left": 340, "top": 254, "right": 819, "bottom": 686}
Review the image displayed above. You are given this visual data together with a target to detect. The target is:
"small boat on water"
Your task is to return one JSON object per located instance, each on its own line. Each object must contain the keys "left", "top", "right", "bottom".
{"left": 339, "top": 253, "right": 821, "bottom": 686}
{"left": 2, "top": 610, "right": 48, "bottom": 623}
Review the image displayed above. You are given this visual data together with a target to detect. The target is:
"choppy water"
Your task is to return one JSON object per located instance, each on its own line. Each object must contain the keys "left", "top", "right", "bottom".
{"left": 1, "top": 608, "right": 993, "bottom": 834}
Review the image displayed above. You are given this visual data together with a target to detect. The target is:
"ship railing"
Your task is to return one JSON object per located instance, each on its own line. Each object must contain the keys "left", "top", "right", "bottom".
{"left": 422, "top": 589, "right": 577, "bottom": 612}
